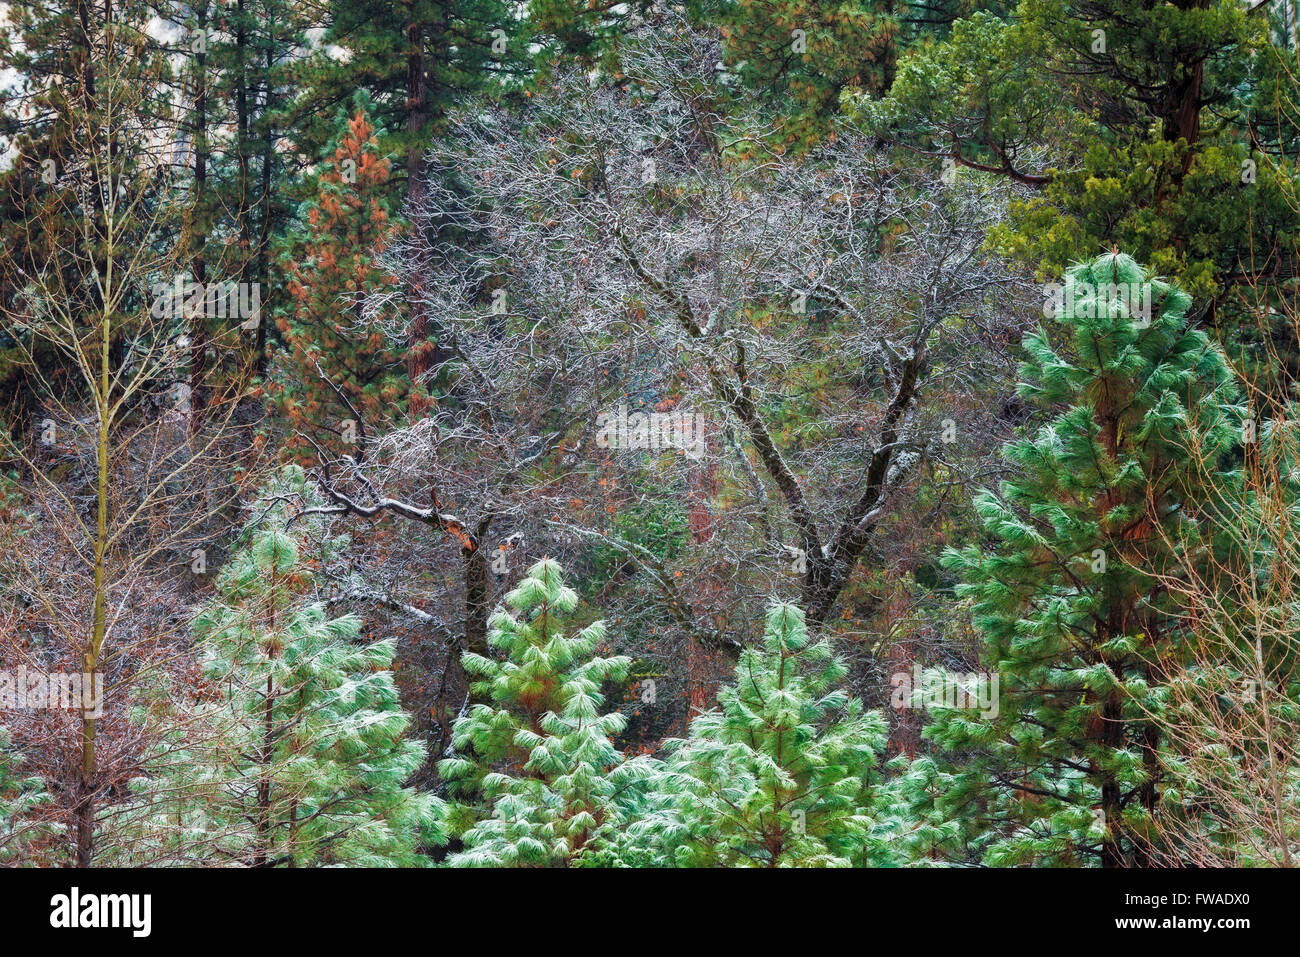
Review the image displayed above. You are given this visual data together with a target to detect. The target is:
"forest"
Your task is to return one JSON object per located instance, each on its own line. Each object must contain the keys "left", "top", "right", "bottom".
{"left": 0, "top": 0, "right": 1298, "bottom": 874}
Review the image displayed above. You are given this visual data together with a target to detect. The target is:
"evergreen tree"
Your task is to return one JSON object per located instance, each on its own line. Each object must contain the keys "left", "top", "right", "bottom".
{"left": 629, "top": 602, "right": 891, "bottom": 867}
{"left": 0, "top": 727, "right": 52, "bottom": 864}
{"left": 132, "top": 470, "right": 443, "bottom": 866}
{"left": 880, "top": 750, "right": 969, "bottom": 865}
{"left": 703, "top": 0, "right": 899, "bottom": 147}
{"left": 438, "top": 558, "right": 639, "bottom": 867}
{"left": 862, "top": 0, "right": 1300, "bottom": 415}
{"left": 868, "top": 0, "right": 1291, "bottom": 302}
{"left": 270, "top": 98, "right": 410, "bottom": 459}
{"left": 288, "top": 0, "right": 515, "bottom": 197}
{"left": 171, "top": 0, "right": 312, "bottom": 382}
{"left": 932, "top": 252, "right": 1243, "bottom": 866}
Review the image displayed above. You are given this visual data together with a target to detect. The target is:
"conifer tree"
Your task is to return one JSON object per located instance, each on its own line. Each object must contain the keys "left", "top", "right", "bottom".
{"left": 131, "top": 470, "right": 443, "bottom": 866}
{"left": 288, "top": 0, "right": 514, "bottom": 196}
{"left": 879, "top": 751, "right": 968, "bottom": 866}
{"left": 869, "top": 0, "right": 1289, "bottom": 299}
{"left": 706, "top": 0, "right": 899, "bottom": 146}
{"left": 0, "top": 727, "right": 52, "bottom": 863}
{"left": 932, "top": 252, "right": 1243, "bottom": 867}
{"left": 867, "top": 0, "right": 1300, "bottom": 408}
{"left": 173, "top": 0, "right": 312, "bottom": 383}
{"left": 629, "top": 602, "right": 891, "bottom": 867}
{"left": 438, "top": 558, "right": 639, "bottom": 867}
{"left": 270, "top": 98, "right": 409, "bottom": 459}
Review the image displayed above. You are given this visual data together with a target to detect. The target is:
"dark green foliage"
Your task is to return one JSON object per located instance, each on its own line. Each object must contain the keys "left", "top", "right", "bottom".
{"left": 930, "top": 252, "right": 1243, "bottom": 866}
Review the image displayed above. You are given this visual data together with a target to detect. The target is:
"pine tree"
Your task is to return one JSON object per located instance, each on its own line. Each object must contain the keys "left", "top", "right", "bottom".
{"left": 880, "top": 750, "right": 969, "bottom": 865}
{"left": 132, "top": 469, "right": 443, "bottom": 866}
{"left": 438, "top": 558, "right": 639, "bottom": 867}
{"left": 932, "top": 252, "right": 1243, "bottom": 866}
{"left": 706, "top": 0, "right": 899, "bottom": 148}
{"left": 288, "top": 0, "right": 514, "bottom": 196}
{"left": 869, "top": 0, "right": 1289, "bottom": 299}
{"left": 629, "top": 602, "right": 891, "bottom": 867}
{"left": 173, "top": 0, "right": 312, "bottom": 383}
{"left": 0, "top": 727, "right": 53, "bottom": 864}
{"left": 270, "top": 98, "right": 409, "bottom": 459}
{"left": 867, "top": 0, "right": 1300, "bottom": 408}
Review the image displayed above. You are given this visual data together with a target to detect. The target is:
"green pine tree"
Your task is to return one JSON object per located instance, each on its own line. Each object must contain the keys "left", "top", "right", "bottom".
{"left": 129, "top": 469, "right": 444, "bottom": 866}
{"left": 868, "top": 0, "right": 1290, "bottom": 297}
{"left": 880, "top": 750, "right": 969, "bottom": 866}
{"left": 865, "top": 0, "right": 1300, "bottom": 410}
{"left": 704, "top": 0, "right": 899, "bottom": 148}
{"left": 0, "top": 727, "right": 53, "bottom": 864}
{"left": 931, "top": 251, "right": 1244, "bottom": 867}
{"left": 438, "top": 558, "right": 639, "bottom": 867}
{"left": 174, "top": 0, "right": 312, "bottom": 380}
{"left": 288, "top": 0, "right": 516, "bottom": 199}
{"left": 629, "top": 602, "right": 891, "bottom": 867}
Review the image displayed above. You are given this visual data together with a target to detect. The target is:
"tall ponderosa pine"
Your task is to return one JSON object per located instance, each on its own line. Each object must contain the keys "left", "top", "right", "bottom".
{"left": 172, "top": 0, "right": 311, "bottom": 384}
{"left": 271, "top": 98, "right": 409, "bottom": 459}
{"left": 439, "top": 558, "right": 637, "bottom": 867}
{"left": 934, "top": 252, "right": 1243, "bottom": 866}
{"left": 141, "top": 473, "right": 443, "bottom": 866}
{"left": 872, "top": 0, "right": 1289, "bottom": 299}
{"left": 288, "top": 0, "right": 513, "bottom": 188}
{"left": 630, "top": 602, "right": 891, "bottom": 867}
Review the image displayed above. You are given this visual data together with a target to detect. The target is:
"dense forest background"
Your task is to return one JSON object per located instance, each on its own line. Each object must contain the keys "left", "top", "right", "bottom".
{"left": 0, "top": 0, "right": 1298, "bottom": 868}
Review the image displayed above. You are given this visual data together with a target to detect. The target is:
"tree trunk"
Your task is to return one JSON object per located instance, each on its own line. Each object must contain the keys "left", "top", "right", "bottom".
{"left": 189, "top": 1, "right": 210, "bottom": 426}
{"left": 683, "top": 423, "right": 721, "bottom": 729}
{"left": 463, "top": 525, "right": 492, "bottom": 659}
{"left": 1098, "top": 690, "right": 1127, "bottom": 868}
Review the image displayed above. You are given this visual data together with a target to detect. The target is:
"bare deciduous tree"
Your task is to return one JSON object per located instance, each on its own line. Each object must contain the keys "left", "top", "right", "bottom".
{"left": 296, "top": 14, "right": 1032, "bottom": 740}
{"left": 0, "top": 13, "right": 262, "bottom": 865}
